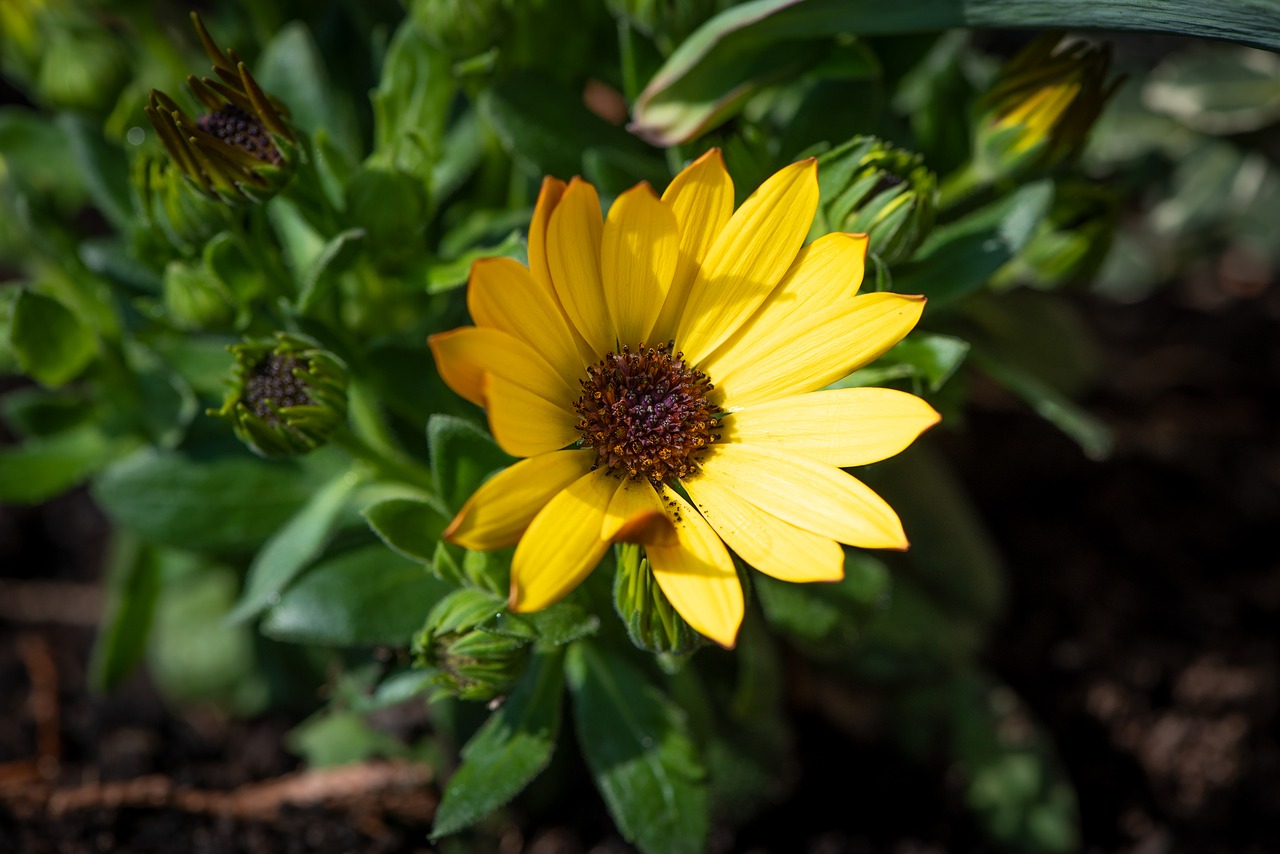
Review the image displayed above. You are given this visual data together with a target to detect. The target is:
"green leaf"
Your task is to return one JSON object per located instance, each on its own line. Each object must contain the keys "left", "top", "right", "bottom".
{"left": 478, "top": 73, "right": 661, "bottom": 180}
{"left": 7, "top": 289, "right": 97, "bottom": 387}
{"left": 427, "top": 414, "right": 515, "bottom": 512}
{"left": 261, "top": 544, "right": 451, "bottom": 646}
{"left": 92, "top": 447, "right": 340, "bottom": 553}
{"left": 90, "top": 537, "right": 163, "bottom": 692}
{"left": 296, "top": 227, "right": 364, "bottom": 315}
{"left": 227, "top": 472, "right": 359, "bottom": 624}
{"left": 836, "top": 332, "right": 970, "bottom": 393}
{"left": 1144, "top": 43, "right": 1280, "bottom": 135}
{"left": 371, "top": 18, "right": 455, "bottom": 176}
{"left": 432, "top": 649, "right": 566, "bottom": 838}
{"left": 566, "top": 642, "right": 708, "bottom": 854}
{"left": 0, "top": 386, "right": 95, "bottom": 438}
{"left": 633, "top": 0, "right": 1280, "bottom": 144}
{"left": 894, "top": 180, "right": 1054, "bottom": 311}
{"left": 0, "top": 108, "right": 84, "bottom": 211}
{"left": 0, "top": 425, "right": 124, "bottom": 504}
{"left": 363, "top": 497, "right": 451, "bottom": 565}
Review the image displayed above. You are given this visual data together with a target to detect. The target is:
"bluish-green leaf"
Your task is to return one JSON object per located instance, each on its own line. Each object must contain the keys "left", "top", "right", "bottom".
{"left": 261, "top": 545, "right": 451, "bottom": 646}
{"left": 432, "top": 649, "right": 566, "bottom": 837}
{"left": 566, "top": 642, "right": 708, "bottom": 854}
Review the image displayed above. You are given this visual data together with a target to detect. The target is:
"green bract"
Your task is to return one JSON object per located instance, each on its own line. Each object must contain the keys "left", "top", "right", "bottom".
{"left": 211, "top": 333, "right": 348, "bottom": 458}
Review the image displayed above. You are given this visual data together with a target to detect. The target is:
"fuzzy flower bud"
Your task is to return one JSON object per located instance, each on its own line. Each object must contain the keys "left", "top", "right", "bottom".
{"left": 817, "top": 136, "right": 937, "bottom": 265}
{"left": 145, "top": 13, "right": 295, "bottom": 204}
{"left": 613, "top": 544, "right": 707, "bottom": 657}
{"left": 410, "top": 0, "right": 507, "bottom": 61}
{"left": 133, "top": 154, "right": 236, "bottom": 253}
{"left": 212, "top": 333, "right": 348, "bottom": 458}
{"left": 414, "top": 589, "right": 530, "bottom": 702}
{"left": 974, "top": 33, "right": 1119, "bottom": 182}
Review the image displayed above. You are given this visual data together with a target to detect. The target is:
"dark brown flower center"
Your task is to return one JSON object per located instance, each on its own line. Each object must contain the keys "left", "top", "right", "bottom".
{"left": 198, "top": 104, "right": 282, "bottom": 164}
{"left": 245, "top": 355, "right": 312, "bottom": 423}
{"left": 574, "top": 344, "right": 721, "bottom": 485}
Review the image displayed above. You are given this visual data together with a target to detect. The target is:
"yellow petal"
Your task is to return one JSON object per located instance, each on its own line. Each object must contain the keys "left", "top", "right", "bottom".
{"left": 484, "top": 372, "right": 581, "bottom": 458}
{"left": 467, "top": 257, "right": 586, "bottom": 389}
{"left": 445, "top": 450, "right": 596, "bottom": 550}
{"left": 528, "top": 176, "right": 566, "bottom": 293}
{"left": 698, "top": 443, "right": 907, "bottom": 550}
{"left": 721, "top": 388, "right": 941, "bottom": 467}
{"left": 601, "top": 477, "right": 676, "bottom": 546}
{"left": 510, "top": 467, "right": 617, "bottom": 612}
{"left": 706, "top": 292, "right": 926, "bottom": 409}
{"left": 683, "top": 471, "right": 844, "bottom": 582}
{"left": 602, "top": 182, "right": 678, "bottom": 347}
{"left": 675, "top": 159, "right": 819, "bottom": 364}
{"left": 647, "top": 489, "right": 743, "bottom": 648}
{"left": 547, "top": 177, "right": 613, "bottom": 355}
{"left": 651, "top": 149, "right": 734, "bottom": 343}
{"left": 429, "top": 326, "right": 576, "bottom": 409}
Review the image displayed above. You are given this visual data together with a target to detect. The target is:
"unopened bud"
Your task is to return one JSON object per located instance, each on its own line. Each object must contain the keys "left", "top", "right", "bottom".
{"left": 413, "top": 588, "right": 530, "bottom": 702}
{"left": 614, "top": 544, "right": 707, "bottom": 656}
{"left": 211, "top": 333, "right": 348, "bottom": 457}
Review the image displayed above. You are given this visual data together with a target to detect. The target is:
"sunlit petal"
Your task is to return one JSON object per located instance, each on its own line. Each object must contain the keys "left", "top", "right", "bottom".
{"left": 706, "top": 292, "right": 926, "bottom": 409}
{"left": 429, "top": 326, "right": 576, "bottom": 409}
{"left": 445, "top": 450, "right": 596, "bottom": 550}
{"left": 602, "top": 183, "right": 678, "bottom": 347}
{"left": 647, "top": 489, "right": 743, "bottom": 648}
{"left": 468, "top": 257, "right": 587, "bottom": 389}
{"left": 527, "top": 176, "right": 566, "bottom": 293}
{"left": 484, "top": 373, "right": 581, "bottom": 458}
{"left": 721, "top": 387, "right": 940, "bottom": 467}
{"left": 683, "top": 471, "right": 845, "bottom": 582}
{"left": 699, "top": 443, "right": 908, "bottom": 549}
{"left": 675, "top": 159, "right": 819, "bottom": 363}
{"left": 651, "top": 149, "right": 734, "bottom": 343}
{"left": 602, "top": 477, "right": 676, "bottom": 546}
{"left": 510, "top": 467, "right": 617, "bottom": 611}
{"left": 548, "top": 177, "right": 613, "bottom": 355}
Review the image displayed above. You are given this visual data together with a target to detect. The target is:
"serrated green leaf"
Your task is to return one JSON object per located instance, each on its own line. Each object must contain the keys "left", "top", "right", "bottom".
{"left": 432, "top": 649, "right": 565, "bottom": 837}
{"left": 566, "top": 642, "right": 708, "bottom": 854}
{"left": 261, "top": 544, "right": 451, "bottom": 646}
{"left": 486, "top": 600, "right": 600, "bottom": 646}
{"left": 427, "top": 414, "right": 515, "bottom": 512}
{"left": 227, "top": 472, "right": 359, "bottom": 624}
{"left": 7, "top": 289, "right": 97, "bottom": 387}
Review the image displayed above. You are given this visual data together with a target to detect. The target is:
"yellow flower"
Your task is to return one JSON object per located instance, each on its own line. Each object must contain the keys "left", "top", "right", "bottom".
{"left": 429, "top": 151, "right": 939, "bottom": 648}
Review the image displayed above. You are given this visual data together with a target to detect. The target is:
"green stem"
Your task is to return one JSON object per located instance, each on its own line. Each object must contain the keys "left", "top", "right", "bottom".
{"left": 332, "top": 424, "right": 435, "bottom": 494}
{"left": 937, "top": 161, "right": 987, "bottom": 213}
{"left": 618, "top": 19, "right": 640, "bottom": 105}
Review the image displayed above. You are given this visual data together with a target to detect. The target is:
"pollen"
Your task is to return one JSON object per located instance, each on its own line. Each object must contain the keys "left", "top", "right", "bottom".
{"left": 245, "top": 354, "right": 312, "bottom": 424}
{"left": 198, "top": 104, "right": 283, "bottom": 164}
{"left": 574, "top": 343, "right": 722, "bottom": 486}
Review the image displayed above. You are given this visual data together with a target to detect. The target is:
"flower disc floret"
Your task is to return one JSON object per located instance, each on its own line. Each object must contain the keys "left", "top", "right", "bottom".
{"left": 574, "top": 343, "right": 721, "bottom": 485}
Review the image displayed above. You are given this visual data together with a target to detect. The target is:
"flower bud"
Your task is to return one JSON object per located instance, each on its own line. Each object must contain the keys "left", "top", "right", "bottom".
{"left": 413, "top": 588, "right": 530, "bottom": 702}
{"left": 974, "top": 34, "right": 1119, "bottom": 182}
{"left": 133, "top": 154, "right": 236, "bottom": 253}
{"left": 211, "top": 333, "right": 348, "bottom": 457}
{"left": 613, "top": 544, "right": 707, "bottom": 657}
{"left": 145, "top": 13, "right": 295, "bottom": 204}
{"left": 818, "top": 136, "right": 937, "bottom": 265}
